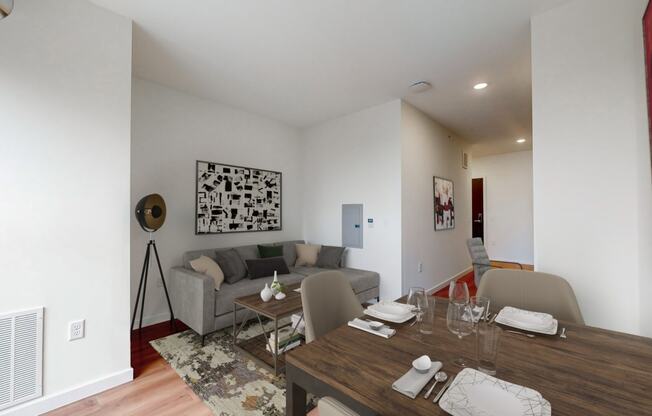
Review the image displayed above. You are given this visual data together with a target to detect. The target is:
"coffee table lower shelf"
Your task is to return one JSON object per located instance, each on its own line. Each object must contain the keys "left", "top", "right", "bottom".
{"left": 232, "top": 304, "right": 304, "bottom": 376}
{"left": 234, "top": 333, "right": 304, "bottom": 372}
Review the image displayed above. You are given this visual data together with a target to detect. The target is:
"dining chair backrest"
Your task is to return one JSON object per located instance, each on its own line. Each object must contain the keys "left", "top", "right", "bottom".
{"left": 477, "top": 269, "right": 585, "bottom": 324}
{"left": 466, "top": 237, "right": 492, "bottom": 287}
{"left": 301, "top": 271, "right": 364, "bottom": 343}
{"left": 317, "top": 397, "right": 360, "bottom": 416}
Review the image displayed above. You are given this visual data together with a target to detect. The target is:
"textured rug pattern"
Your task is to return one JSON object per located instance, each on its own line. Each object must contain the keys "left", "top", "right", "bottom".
{"left": 151, "top": 320, "right": 293, "bottom": 416}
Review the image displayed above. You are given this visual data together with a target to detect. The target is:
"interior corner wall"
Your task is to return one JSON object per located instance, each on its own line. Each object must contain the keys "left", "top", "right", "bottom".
{"left": 400, "top": 102, "right": 472, "bottom": 293}
{"left": 471, "top": 151, "right": 534, "bottom": 264}
{"left": 531, "top": 0, "right": 651, "bottom": 335}
{"left": 131, "top": 79, "right": 303, "bottom": 325}
{"left": 300, "top": 100, "right": 403, "bottom": 300}
{"left": 0, "top": 0, "right": 132, "bottom": 414}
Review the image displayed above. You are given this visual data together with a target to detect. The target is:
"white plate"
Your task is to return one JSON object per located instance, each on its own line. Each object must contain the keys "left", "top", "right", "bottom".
{"left": 439, "top": 368, "right": 551, "bottom": 416}
{"left": 363, "top": 308, "right": 415, "bottom": 323}
{"left": 495, "top": 307, "right": 558, "bottom": 335}
{"left": 368, "top": 301, "right": 414, "bottom": 317}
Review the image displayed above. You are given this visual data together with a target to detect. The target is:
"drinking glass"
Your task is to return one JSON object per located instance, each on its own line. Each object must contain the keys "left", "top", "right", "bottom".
{"left": 447, "top": 302, "right": 474, "bottom": 367}
{"left": 476, "top": 321, "right": 501, "bottom": 375}
{"left": 469, "top": 296, "right": 491, "bottom": 324}
{"left": 407, "top": 287, "right": 427, "bottom": 323}
{"left": 449, "top": 281, "right": 470, "bottom": 305}
{"left": 419, "top": 296, "right": 436, "bottom": 335}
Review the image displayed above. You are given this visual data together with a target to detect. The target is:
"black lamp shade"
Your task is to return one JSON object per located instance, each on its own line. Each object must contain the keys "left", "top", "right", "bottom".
{"left": 135, "top": 194, "right": 166, "bottom": 232}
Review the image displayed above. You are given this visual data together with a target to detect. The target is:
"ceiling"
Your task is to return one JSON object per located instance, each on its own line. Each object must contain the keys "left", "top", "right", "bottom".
{"left": 90, "top": 0, "right": 568, "bottom": 155}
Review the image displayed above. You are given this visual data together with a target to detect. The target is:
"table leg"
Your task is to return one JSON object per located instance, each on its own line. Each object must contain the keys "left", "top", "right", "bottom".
{"left": 274, "top": 317, "right": 279, "bottom": 375}
{"left": 286, "top": 365, "right": 307, "bottom": 416}
{"left": 232, "top": 303, "right": 236, "bottom": 347}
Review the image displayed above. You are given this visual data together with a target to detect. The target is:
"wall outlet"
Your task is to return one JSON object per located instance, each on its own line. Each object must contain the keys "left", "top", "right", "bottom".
{"left": 69, "top": 319, "right": 85, "bottom": 341}
{"left": 418, "top": 262, "right": 423, "bottom": 273}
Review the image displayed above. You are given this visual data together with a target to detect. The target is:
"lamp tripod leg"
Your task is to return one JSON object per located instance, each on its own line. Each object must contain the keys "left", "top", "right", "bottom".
{"left": 131, "top": 242, "right": 150, "bottom": 332}
{"left": 152, "top": 241, "right": 175, "bottom": 327}
{"left": 138, "top": 242, "right": 151, "bottom": 331}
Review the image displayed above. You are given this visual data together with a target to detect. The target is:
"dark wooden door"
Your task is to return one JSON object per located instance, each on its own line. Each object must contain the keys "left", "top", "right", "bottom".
{"left": 472, "top": 178, "right": 484, "bottom": 240}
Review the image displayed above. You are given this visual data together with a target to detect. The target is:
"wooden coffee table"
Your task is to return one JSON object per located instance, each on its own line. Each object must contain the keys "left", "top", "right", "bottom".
{"left": 232, "top": 283, "right": 304, "bottom": 375}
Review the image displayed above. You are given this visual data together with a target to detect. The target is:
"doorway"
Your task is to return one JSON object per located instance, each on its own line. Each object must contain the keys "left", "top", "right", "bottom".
{"left": 472, "top": 178, "right": 484, "bottom": 240}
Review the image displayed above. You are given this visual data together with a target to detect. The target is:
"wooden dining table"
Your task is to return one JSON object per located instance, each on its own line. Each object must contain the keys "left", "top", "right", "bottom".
{"left": 285, "top": 297, "right": 652, "bottom": 415}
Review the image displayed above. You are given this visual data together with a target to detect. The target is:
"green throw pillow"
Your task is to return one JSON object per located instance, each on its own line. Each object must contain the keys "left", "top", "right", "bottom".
{"left": 258, "top": 244, "right": 283, "bottom": 258}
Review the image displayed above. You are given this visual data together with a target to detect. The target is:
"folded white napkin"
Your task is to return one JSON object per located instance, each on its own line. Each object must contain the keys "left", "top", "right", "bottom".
{"left": 392, "top": 361, "right": 443, "bottom": 399}
{"left": 347, "top": 318, "right": 396, "bottom": 339}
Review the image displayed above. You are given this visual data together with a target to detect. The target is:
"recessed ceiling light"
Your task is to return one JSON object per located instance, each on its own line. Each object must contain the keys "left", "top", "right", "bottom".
{"left": 473, "top": 82, "right": 488, "bottom": 90}
{"left": 516, "top": 138, "right": 526, "bottom": 143}
{"left": 409, "top": 81, "right": 432, "bottom": 94}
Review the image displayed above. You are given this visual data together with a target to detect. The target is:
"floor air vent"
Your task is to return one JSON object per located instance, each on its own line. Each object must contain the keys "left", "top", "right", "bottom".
{"left": 0, "top": 307, "right": 43, "bottom": 411}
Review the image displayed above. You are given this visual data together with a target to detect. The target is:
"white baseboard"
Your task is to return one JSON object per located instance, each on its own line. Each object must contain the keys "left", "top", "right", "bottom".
{"left": 425, "top": 266, "right": 473, "bottom": 295}
{"left": 0, "top": 368, "right": 133, "bottom": 416}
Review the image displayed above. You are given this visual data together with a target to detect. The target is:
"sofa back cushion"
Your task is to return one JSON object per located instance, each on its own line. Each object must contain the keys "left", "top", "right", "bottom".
{"left": 258, "top": 244, "right": 283, "bottom": 258}
{"left": 234, "top": 245, "right": 260, "bottom": 265}
{"left": 215, "top": 249, "right": 247, "bottom": 284}
{"left": 275, "top": 240, "right": 305, "bottom": 267}
{"left": 316, "top": 246, "right": 346, "bottom": 269}
{"left": 246, "top": 257, "right": 290, "bottom": 279}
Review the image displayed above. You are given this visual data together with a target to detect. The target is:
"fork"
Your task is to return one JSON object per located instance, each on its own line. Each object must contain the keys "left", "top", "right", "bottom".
{"left": 505, "top": 329, "right": 536, "bottom": 338}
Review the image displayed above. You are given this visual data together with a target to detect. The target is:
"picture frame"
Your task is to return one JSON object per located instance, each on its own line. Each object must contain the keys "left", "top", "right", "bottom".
{"left": 195, "top": 160, "right": 282, "bottom": 234}
{"left": 433, "top": 176, "right": 455, "bottom": 231}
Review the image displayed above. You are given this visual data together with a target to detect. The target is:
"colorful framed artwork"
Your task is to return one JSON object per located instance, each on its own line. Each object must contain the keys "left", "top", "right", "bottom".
{"left": 434, "top": 176, "right": 455, "bottom": 231}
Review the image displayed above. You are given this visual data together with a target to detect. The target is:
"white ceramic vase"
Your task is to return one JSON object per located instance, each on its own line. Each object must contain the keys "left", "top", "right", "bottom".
{"left": 270, "top": 271, "right": 281, "bottom": 295}
{"left": 260, "top": 283, "right": 273, "bottom": 302}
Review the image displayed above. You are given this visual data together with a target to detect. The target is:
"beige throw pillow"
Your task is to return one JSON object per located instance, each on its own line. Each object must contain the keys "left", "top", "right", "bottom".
{"left": 295, "top": 244, "right": 321, "bottom": 267}
{"left": 190, "top": 255, "right": 225, "bottom": 290}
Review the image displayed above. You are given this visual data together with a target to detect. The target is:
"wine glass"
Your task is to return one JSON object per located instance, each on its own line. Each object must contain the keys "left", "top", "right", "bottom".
{"left": 447, "top": 302, "right": 474, "bottom": 367}
{"left": 469, "top": 296, "right": 491, "bottom": 324}
{"left": 449, "top": 281, "right": 470, "bottom": 305}
{"left": 407, "top": 287, "right": 427, "bottom": 323}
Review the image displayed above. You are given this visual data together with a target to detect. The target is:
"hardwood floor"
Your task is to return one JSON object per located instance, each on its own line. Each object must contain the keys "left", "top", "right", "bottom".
{"left": 45, "top": 262, "right": 535, "bottom": 416}
{"left": 46, "top": 320, "right": 211, "bottom": 416}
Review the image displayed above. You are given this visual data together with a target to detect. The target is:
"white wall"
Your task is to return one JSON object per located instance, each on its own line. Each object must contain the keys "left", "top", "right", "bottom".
{"left": 532, "top": 0, "right": 652, "bottom": 335}
{"left": 0, "top": 0, "right": 133, "bottom": 414}
{"left": 301, "top": 101, "right": 403, "bottom": 300}
{"left": 471, "top": 151, "right": 533, "bottom": 264}
{"left": 131, "top": 79, "right": 303, "bottom": 325}
{"left": 401, "top": 102, "right": 472, "bottom": 293}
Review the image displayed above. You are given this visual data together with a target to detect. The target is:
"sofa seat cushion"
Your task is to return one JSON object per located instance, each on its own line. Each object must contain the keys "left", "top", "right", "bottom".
{"left": 292, "top": 267, "right": 379, "bottom": 295}
{"left": 214, "top": 272, "right": 305, "bottom": 317}
{"left": 337, "top": 268, "right": 380, "bottom": 295}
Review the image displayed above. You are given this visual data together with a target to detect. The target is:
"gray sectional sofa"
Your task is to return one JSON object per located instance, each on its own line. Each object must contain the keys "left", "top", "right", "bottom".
{"left": 169, "top": 240, "right": 380, "bottom": 340}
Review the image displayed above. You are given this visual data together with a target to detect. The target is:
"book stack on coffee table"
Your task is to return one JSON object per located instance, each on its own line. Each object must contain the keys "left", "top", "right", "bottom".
{"left": 267, "top": 325, "right": 304, "bottom": 355}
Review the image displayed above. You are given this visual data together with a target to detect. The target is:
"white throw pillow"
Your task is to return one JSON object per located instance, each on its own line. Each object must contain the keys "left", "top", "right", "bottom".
{"left": 294, "top": 244, "right": 321, "bottom": 267}
{"left": 190, "top": 255, "right": 225, "bottom": 290}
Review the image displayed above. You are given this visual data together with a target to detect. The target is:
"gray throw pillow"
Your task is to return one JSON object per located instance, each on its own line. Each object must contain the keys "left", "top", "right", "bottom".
{"left": 245, "top": 257, "right": 290, "bottom": 279}
{"left": 315, "top": 245, "right": 345, "bottom": 269}
{"left": 214, "top": 249, "right": 247, "bottom": 284}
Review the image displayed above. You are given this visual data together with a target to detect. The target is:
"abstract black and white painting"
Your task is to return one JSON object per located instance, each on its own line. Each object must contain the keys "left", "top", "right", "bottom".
{"left": 434, "top": 176, "right": 455, "bottom": 231}
{"left": 196, "top": 161, "right": 282, "bottom": 234}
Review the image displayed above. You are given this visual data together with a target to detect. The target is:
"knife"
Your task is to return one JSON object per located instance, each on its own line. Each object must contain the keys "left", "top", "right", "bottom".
{"left": 432, "top": 377, "right": 454, "bottom": 403}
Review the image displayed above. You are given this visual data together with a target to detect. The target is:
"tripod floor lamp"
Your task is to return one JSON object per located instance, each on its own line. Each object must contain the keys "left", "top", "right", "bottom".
{"left": 131, "top": 193, "right": 175, "bottom": 331}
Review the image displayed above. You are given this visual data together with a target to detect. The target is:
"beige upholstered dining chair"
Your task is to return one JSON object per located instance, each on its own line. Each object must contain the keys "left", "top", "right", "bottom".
{"left": 314, "top": 397, "right": 360, "bottom": 416}
{"left": 301, "top": 271, "right": 363, "bottom": 343}
{"left": 477, "top": 269, "right": 585, "bottom": 324}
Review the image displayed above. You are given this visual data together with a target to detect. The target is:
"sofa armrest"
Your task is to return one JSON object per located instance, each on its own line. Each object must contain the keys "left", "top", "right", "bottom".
{"left": 169, "top": 266, "right": 215, "bottom": 336}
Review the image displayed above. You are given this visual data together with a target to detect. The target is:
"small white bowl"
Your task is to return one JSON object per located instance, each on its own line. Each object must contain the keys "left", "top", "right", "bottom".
{"left": 274, "top": 292, "right": 286, "bottom": 300}
{"left": 412, "top": 355, "right": 432, "bottom": 374}
{"left": 366, "top": 320, "right": 384, "bottom": 331}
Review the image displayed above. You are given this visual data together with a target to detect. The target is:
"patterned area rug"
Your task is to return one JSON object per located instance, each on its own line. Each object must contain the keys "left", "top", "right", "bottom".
{"left": 151, "top": 320, "right": 308, "bottom": 416}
